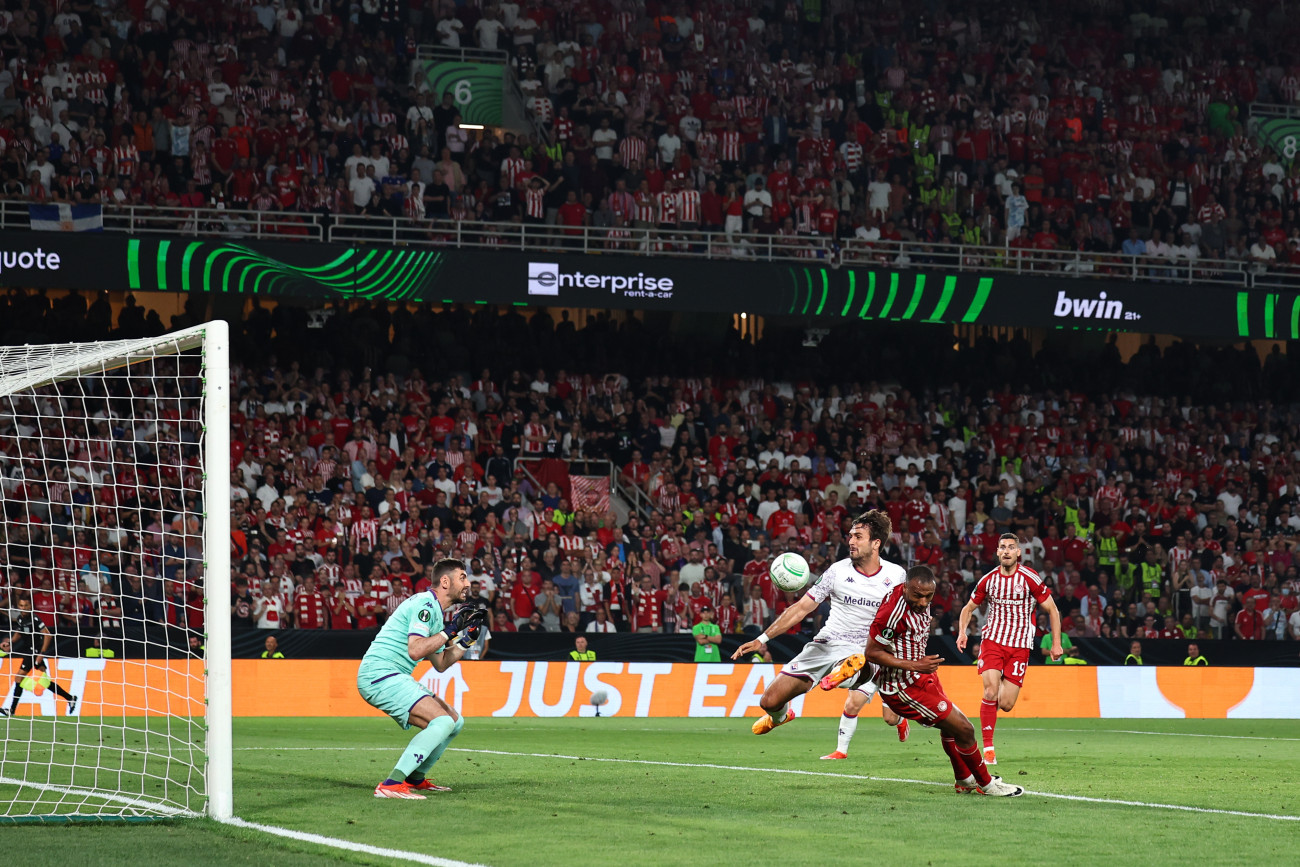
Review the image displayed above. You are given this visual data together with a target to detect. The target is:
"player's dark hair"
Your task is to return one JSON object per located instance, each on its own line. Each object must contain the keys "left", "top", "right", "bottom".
{"left": 851, "top": 509, "right": 892, "bottom": 544}
{"left": 999, "top": 533, "right": 1018, "bottom": 542}
{"left": 432, "top": 558, "right": 466, "bottom": 583}
{"left": 906, "top": 565, "right": 937, "bottom": 585}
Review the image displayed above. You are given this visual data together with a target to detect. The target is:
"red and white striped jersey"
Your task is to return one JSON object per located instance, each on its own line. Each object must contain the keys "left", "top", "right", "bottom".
{"left": 971, "top": 565, "right": 1051, "bottom": 649}
{"left": 634, "top": 191, "right": 655, "bottom": 223}
{"left": 501, "top": 156, "right": 526, "bottom": 187}
{"left": 115, "top": 144, "right": 139, "bottom": 176}
{"left": 676, "top": 189, "right": 700, "bottom": 223}
{"left": 719, "top": 130, "right": 741, "bottom": 162}
{"left": 525, "top": 186, "right": 545, "bottom": 218}
{"left": 870, "top": 583, "right": 932, "bottom": 692}
{"left": 695, "top": 131, "right": 718, "bottom": 160}
{"left": 618, "top": 136, "right": 645, "bottom": 168}
{"left": 1168, "top": 545, "right": 1193, "bottom": 574}
{"left": 351, "top": 518, "right": 378, "bottom": 549}
{"left": 656, "top": 190, "right": 677, "bottom": 224}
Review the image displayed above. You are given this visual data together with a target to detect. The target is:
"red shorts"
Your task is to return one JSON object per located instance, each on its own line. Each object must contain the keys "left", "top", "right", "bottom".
{"left": 978, "top": 640, "right": 1031, "bottom": 686}
{"left": 881, "top": 673, "right": 955, "bottom": 728}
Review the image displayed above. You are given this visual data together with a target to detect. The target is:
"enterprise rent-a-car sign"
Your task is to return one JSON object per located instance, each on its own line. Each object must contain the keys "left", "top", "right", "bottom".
{"left": 528, "top": 261, "right": 675, "bottom": 301}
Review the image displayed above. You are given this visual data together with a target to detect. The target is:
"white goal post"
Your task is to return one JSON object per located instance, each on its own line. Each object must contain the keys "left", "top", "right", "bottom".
{"left": 0, "top": 320, "right": 230, "bottom": 822}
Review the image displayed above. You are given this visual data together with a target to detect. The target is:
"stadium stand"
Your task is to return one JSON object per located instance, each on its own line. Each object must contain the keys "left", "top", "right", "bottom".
{"left": 0, "top": 295, "right": 1297, "bottom": 651}
{"left": 0, "top": 0, "right": 1298, "bottom": 276}
{"left": 1, "top": 0, "right": 1300, "bottom": 652}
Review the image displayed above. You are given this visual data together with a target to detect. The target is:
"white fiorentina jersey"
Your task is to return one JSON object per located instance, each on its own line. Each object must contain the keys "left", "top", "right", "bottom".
{"left": 806, "top": 557, "right": 907, "bottom": 645}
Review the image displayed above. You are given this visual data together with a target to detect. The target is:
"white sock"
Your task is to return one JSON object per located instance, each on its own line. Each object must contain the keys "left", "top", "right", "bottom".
{"left": 836, "top": 713, "right": 859, "bottom": 754}
{"left": 768, "top": 703, "right": 788, "bottom": 724}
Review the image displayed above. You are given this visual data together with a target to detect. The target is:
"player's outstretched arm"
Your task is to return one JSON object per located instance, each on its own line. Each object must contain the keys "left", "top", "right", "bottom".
{"left": 1040, "top": 595, "right": 1064, "bottom": 660}
{"left": 731, "top": 593, "right": 819, "bottom": 660}
{"left": 865, "top": 636, "right": 943, "bottom": 674}
{"left": 955, "top": 599, "right": 979, "bottom": 652}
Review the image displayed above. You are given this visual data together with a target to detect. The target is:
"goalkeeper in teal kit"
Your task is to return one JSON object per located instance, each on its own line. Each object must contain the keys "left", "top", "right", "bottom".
{"left": 358, "top": 558, "right": 487, "bottom": 799}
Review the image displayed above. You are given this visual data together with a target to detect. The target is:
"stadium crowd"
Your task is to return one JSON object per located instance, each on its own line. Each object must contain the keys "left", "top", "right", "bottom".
{"left": 1, "top": 0, "right": 1300, "bottom": 268}
{"left": 2, "top": 292, "right": 1300, "bottom": 654}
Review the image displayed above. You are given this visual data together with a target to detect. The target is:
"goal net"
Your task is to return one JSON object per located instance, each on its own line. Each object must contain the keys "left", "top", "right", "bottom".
{"left": 0, "top": 322, "right": 230, "bottom": 822}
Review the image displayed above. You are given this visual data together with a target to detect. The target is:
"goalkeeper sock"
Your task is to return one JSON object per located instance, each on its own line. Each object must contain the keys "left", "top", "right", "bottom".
{"left": 980, "top": 699, "right": 998, "bottom": 749}
{"left": 835, "top": 712, "right": 859, "bottom": 755}
{"left": 411, "top": 715, "right": 465, "bottom": 781}
{"left": 391, "top": 716, "right": 455, "bottom": 782}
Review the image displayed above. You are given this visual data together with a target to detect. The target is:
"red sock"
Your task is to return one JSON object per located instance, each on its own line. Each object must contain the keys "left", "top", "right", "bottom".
{"left": 940, "top": 737, "right": 967, "bottom": 780}
{"left": 957, "top": 745, "right": 993, "bottom": 787}
{"left": 980, "top": 699, "right": 998, "bottom": 749}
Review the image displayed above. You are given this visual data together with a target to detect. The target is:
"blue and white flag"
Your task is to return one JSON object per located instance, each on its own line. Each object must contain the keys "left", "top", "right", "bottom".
{"left": 28, "top": 203, "right": 103, "bottom": 232}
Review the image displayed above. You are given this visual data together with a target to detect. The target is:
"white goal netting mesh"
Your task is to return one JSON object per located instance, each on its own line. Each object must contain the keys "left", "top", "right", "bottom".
{"left": 0, "top": 330, "right": 216, "bottom": 821}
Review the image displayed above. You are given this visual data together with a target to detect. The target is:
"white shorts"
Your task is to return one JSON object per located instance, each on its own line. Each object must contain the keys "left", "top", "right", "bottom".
{"left": 781, "top": 639, "right": 879, "bottom": 697}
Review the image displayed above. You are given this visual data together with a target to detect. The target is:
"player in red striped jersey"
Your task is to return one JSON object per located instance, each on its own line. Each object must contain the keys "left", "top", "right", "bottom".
{"left": 866, "top": 567, "right": 1023, "bottom": 796}
{"left": 956, "top": 534, "right": 1063, "bottom": 766}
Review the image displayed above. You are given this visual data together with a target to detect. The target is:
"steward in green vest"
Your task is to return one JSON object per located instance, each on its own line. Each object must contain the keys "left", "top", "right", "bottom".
{"left": 570, "top": 636, "right": 597, "bottom": 661}
{"left": 1139, "top": 552, "right": 1164, "bottom": 596}
{"left": 1114, "top": 554, "right": 1137, "bottom": 597}
{"left": 918, "top": 179, "right": 939, "bottom": 206}
{"left": 261, "top": 636, "right": 285, "bottom": 659}
{"left": 913, "top": 146, "right": 937, "bottom": 183}
{"left": 1063, "top": 496, "right": 1093, "bottom": 540}
{"left": 1095, "top": 526, "right": 1119, "bottom": 573}
{"left": 1123, "top": 641, "right": 1143, "bottom": 665}
{"left": 1183, "top": 643, "right": 1208, "bottom": 666}
{"left": 962, "top": 219, "right": 982, "bottom": 245}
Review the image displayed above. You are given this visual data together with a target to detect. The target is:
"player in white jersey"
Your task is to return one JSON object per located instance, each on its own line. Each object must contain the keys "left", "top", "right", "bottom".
{"left": 732, "top": 511, "right": 909, "bottom": 749}
{"left": 955, "top": 534, "right": 1062, "bottom": 765}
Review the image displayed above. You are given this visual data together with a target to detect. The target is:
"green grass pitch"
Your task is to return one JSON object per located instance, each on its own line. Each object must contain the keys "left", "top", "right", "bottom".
{"left": 3, "top": 716, "right": 1298, "bottom": 865}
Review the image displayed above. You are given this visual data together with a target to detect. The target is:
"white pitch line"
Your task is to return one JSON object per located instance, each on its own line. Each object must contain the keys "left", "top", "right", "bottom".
{"left": 1013, "top": 727, "right": 1300, "bottom": 742}
{"left": 220, "top": 816, "right": 489, "bottom": 867}
{"left": 444, "top": 747, "right": 1300, "bottom": 823}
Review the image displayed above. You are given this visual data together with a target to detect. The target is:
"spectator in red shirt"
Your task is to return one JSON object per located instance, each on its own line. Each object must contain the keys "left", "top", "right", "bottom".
{"left": 1234, "top": 605, "right": 1264, "bottom": 640}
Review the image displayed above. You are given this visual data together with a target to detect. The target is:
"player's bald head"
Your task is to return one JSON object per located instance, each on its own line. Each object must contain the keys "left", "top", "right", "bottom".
{"left": 905, "top": 565, "right": 936, "bottom": 586}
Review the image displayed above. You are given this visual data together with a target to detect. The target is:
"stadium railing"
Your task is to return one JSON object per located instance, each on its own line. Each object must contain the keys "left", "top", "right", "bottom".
{"left": 0, "top": 200, "right": 325, "bottom": 241}
{"left": 3, "top": 199, "right": 1297, "bottom": 292}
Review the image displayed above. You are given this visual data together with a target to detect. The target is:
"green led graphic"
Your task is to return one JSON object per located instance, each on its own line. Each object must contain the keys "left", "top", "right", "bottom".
{"left": 127, "top": 240, "right": 444, "bottom": 301}
{"left": 1236, "top": 291, "right": 1300, "bottom": 340}
{"left": 785, "top": 267, "right": 997, "bottom": 324}
{"left": 423, "top": 62, "right": 504, "bottom": 126}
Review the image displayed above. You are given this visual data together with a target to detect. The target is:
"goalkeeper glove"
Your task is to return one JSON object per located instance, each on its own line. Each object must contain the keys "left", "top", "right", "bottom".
{"left": 444, "top": 604, "right": 487, "bottom": 645}
{"left": 456, "top": 621, "right": 483, "bottom": 648}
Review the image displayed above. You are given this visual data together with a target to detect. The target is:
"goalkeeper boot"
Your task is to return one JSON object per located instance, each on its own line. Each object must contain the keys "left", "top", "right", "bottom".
{"left": 818, "top": 654, "right": 866, "bottom": 691}
{"left": 407, "top": 779, "right": 452, "bottom": 792}
{"left": 751, "top": 708, "right": 795, "bottom": 735}
{"left": 374, "top": 781, "right": 426, "bottom": 800}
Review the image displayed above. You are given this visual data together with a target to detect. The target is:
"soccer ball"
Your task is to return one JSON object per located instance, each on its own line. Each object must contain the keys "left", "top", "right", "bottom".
{"left": 770, "top": 552, "right": 810, "bottom": 592}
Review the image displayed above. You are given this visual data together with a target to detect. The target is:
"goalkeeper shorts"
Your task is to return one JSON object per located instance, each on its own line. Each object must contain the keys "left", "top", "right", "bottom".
{"left": 357, "top": 667, "right": 434, "bottom": 731}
